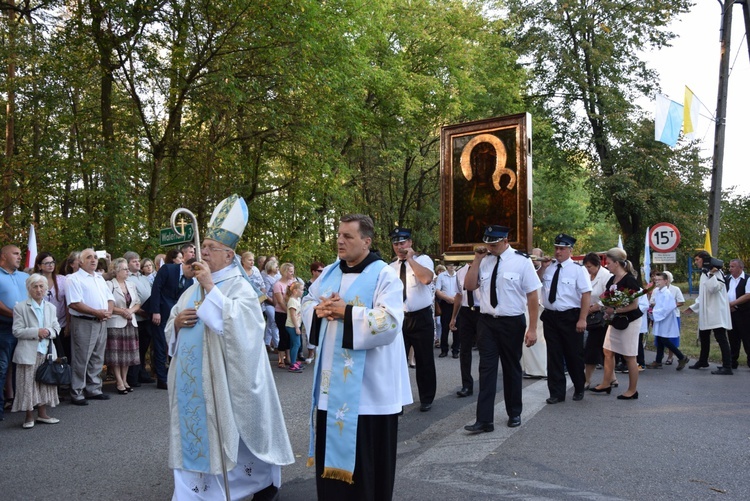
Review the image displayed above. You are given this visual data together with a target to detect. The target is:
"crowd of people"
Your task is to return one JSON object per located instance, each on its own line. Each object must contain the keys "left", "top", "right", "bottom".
{"left": 2, "top": 209, "right": 749, "bottom": 500}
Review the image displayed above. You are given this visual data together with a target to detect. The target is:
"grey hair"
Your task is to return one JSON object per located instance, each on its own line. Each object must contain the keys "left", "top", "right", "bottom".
{"left": 26, "top": 273, "right": 49, "bottom": 295}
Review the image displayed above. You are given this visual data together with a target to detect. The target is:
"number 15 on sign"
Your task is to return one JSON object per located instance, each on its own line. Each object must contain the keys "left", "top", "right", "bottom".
{"left": 649, "top": 223, "right": 681, "bottom": 253}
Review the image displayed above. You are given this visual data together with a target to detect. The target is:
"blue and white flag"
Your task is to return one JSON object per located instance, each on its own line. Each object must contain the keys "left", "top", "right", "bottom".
{"left": 655, "top": 94, "right": 683, "bottom": 147}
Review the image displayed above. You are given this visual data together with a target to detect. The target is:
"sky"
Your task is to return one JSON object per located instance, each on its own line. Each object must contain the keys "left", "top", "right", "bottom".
{"left": 645, "top": 0, "right": 750, "bottom": 196}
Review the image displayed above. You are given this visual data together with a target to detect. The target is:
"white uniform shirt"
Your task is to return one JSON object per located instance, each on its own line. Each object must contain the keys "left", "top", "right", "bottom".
{"left": 477, "top": 246, "right": 541, "bottom": 317}
{"left": 66, "top": 268, "right": 114, "bottom": 314}
{"left": 541, "top": 258, "right": 592, "bottom": 311}
{"left": 455, "top": 264, "right": 482, "bottom": 308}
{"left": 435, "top": 270, "right": 458, "bottom": 301}
{"left": 389, "top": 254, "right": 435, "bottom": 312}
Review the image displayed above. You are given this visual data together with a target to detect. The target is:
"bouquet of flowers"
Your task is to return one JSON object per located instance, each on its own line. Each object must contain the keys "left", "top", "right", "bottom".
{"left": 599, "top": 284, "right": 654, "bottom": 328}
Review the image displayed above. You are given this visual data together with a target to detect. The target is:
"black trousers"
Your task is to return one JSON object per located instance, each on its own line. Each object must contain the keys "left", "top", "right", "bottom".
{"left": 128, "top": 321, "right": 152, "bottom": 384}
{"left": 457, "top": 307, "right": 481, "bottom": 390}
{"left": 315, "top": 410, "right": 398, "bottom": 501}
{"left": 584, "top": 324, "right": 607, "bottom": 365}
{"left": 476, "top": 314, "right": 525, "bottom": 422}
{"left": 543, "top": 309, "right": 585, "bottom": 398}
{"left": 438, "top": 300, "right": 458, "bottom": 354}
{"left": 402, "top": 307, "right": 437, "bottom": 404}
{"left": 697, "top": 327, "right": 732, "bottom": 368}
{"left": 729, "top": 312, "right": 750, "bottom": 368}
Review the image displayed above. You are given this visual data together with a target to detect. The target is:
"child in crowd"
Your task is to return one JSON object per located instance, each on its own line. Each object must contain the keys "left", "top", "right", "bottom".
{"left": 648, "top": 272, "right": 690, "bottom": 370}
{"left": 285, "top": 282, "right": 304, "bottom": 373}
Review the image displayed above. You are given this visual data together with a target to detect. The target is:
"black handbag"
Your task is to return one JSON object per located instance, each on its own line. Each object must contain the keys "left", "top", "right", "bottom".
{"left": 586, "top": 310, "right": 605, "bottom": 329}
{"left": 35, "top": 340, "right": 72, "bottom": 386}
{"left": 610, "top": 314, "right": 630, "bottom": 331}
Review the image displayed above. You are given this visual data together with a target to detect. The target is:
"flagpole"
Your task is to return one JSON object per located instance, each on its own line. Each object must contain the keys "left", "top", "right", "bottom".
{"left": 707, "top": 0, "right": 736, "bottom": 255}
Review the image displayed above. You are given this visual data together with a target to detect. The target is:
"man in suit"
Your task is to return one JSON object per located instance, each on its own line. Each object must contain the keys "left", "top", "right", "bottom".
{"left": 727, "top": 259, "right": 750, "bottom": 369}
{"left": 0, "top": 245, "right": 30, "bottom": 419}
{"left": 150, "top": 258, "right": 195, "bottom": 389}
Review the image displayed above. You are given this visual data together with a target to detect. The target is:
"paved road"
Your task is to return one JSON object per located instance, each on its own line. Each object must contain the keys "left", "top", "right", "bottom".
{"left": 2, "top": 346, "right": 748, "bottom": 500}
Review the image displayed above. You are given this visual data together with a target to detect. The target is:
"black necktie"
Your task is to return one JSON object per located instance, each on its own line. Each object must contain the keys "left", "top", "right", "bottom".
{"left": 549, "top": 263, "right": 561, "bottom": 303}
{"left": 400, "top": 260, "right": 407, "bottom": 302}
{"left": 490, "top": 256, "right": 500, "bottom": 308}
{"left": 465, "top": 265, "right": 474, "bottom": 307}
{"left": 178, "top": 275, "right": 186, "bottom": 290}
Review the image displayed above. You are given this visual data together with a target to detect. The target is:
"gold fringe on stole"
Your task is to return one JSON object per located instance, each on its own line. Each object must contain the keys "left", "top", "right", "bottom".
{"left": 321, "top": 467, "right": 355, "bottom": 484}
{"left": 306, "top": 457, "right": 315, "bottom": 467}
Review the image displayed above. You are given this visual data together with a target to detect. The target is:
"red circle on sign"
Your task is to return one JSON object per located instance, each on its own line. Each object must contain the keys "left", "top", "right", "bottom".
{"left": 649, "top": 223, "right": 681, "bottom": 252}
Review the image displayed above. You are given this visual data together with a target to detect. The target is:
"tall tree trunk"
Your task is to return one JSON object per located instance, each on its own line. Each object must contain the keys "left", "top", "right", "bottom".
{"left": 2, "top": 2, "right": 17, "bottom": 239}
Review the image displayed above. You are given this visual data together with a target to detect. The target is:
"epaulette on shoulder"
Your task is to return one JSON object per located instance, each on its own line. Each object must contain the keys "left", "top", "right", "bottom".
{"left": 515, "top": 250, "right": 531, "bottom": 259}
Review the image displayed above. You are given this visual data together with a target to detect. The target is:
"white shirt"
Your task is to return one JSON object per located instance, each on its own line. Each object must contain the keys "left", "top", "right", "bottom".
{"left": 435, "top": 270, "right": 458, "bottom": 300}
{"left": 727, "top": 272, "right": 746, "bottom": 303}
{"left": 590, "top": 265, "right": 612, "bottom": 303}
{"left": 477, "top": 246, "right": 541, "bottom": 317}
{"left": 541, "top": 258, "right": 592, "bottom": 311}
{"left": 66, "top": 268, "right": 114, "bottom": 313}
{"left": 455, "top": 264, "right": 482, "bottom": 308}
{"left": 389, "top": 253, "right": 435, "bottom": 312}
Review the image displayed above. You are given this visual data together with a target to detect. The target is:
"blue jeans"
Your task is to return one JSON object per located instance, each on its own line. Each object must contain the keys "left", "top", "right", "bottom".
{"left": 0, "top": 326, "right": 18, "bottom": 417}
{"left": 286, "top": 326, "right": 301, "bottom": 365}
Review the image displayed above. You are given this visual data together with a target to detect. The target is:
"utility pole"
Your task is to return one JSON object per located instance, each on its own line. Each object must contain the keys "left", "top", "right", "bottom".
{"left": 707, "top": 0, "right": 735, "bottom": 256}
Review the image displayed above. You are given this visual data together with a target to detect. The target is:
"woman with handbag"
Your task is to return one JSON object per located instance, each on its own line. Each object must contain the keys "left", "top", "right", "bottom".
{"left": 590, "top": 248, "right": 643, "bottom": 400}
{"left": 11, "top": 274, "right": 61, "bottom": 429}
{"left": 582, "top": 253, "right": 613, "bottom": 389}
{"left": 106, "top": 258, "right": 141, "bottom": 394}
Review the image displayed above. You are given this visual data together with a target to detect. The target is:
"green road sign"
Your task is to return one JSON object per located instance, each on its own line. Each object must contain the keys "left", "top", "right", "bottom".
{"left": 159, "top": 223, "right": 195, "bottom": 247}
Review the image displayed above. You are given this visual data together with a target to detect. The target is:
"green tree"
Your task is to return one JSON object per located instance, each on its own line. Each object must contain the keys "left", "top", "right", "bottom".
{"left": 504, "top": 0, "right": 698, "bottom": 279}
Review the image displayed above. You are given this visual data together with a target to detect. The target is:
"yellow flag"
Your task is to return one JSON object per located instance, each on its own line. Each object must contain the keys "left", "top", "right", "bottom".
{"left": 703, "top": 230, "right": 712, "bottom": 255}
{"left": 683, "top": 86, "right": 702, "bottom": 140}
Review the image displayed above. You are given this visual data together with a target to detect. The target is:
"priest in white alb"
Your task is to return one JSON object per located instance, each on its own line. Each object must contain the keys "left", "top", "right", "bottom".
{"left": 301, "top": 214, "right": 412, "bottom": 500}
{"left": 166, "top": 195, "right": 294, "bottom": 500}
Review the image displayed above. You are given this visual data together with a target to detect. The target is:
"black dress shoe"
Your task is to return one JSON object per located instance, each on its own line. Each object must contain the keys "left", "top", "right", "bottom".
{"left": 546, "top": 397, "right": 564, "bottom": 404}
{"left": 711, "top": 367, "right": 733, "bottom": 375}
{"left": 507, "top": 416, "right": 521, "bottom": 428}
{"left": 71, "top": 398, "right": 88, "bottom": 406}
{"left": 572, "top": 392, "right": 584, "bottom": 401}
{"left": 452, "top": 352, "right": 459, "bottom": 359}
{"left": 419, "top": 403, "right": 432, "bottom": 412}
{"left": 464, "top": 421, "right": 494, "bottom": 433}
{"left": 88, "top": 393, "right": 110, "bottom": 400}
{"left": 157, "top": 381, "right": 168, "bottom": 390}
{"left": 456, "top": 388, "right": 473, "bottom": 398}
{"left": 689, "top": 362, "right": 709, "bottom": 369}
{"left": 616, "top": 391, "right": 639, "bottom": 400}
{"left": 438, "top": 352, "right": 448, "bottom": 358}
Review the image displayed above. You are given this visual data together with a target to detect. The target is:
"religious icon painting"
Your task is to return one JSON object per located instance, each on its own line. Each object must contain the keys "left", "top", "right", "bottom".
{"left": 440, "top": 113, "right": 532, "bottom": 260}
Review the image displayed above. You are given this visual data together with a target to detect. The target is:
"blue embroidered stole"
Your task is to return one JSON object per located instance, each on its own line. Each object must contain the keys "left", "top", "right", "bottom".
{"left": 307, "top": 259, "right": 386, "bottom": 483}
{"left": 174, "top": 286, "right": 210, "bottom": 473}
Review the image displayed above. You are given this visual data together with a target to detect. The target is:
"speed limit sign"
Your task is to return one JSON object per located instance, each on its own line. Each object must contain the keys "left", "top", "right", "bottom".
{"left": 649, "top": 223, "right": 681, "bottom": 252}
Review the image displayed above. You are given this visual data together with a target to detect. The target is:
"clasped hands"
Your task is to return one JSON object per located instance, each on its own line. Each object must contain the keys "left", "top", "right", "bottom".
{"left": 314, "top": 293, "right": 346, "bottom": 321}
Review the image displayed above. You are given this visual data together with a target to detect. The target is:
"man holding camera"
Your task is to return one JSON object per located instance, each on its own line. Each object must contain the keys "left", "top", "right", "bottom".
{"left": 685, "top": 251, "right": 733, "bottom": 375}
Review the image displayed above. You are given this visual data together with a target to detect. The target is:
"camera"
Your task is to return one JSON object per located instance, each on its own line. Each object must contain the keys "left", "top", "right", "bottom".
{"left": 701, "top": 257, "right": 724, "bottom": 273}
